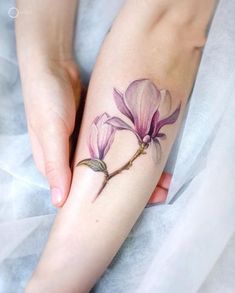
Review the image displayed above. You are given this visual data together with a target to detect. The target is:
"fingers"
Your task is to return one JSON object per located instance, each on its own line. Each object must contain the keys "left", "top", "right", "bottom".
{"left": 158, "top": 172, "right": 172, "bottom": 190}
{"left": 148, "top": 186, "right": 168, "bottom": 204}
{"left": 43, "top": 126, "right": 72, "bottom": 208}
{"left": 19, "top": 59, "right": 81, "bottom": 208}
{"left": 32, "top": 119, "right": 72, "bottom": 208}
{"left": 147, "top": 172, "right": 172, "bottom": 206}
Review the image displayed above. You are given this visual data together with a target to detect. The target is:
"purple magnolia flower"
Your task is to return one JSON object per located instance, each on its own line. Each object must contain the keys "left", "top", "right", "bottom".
{"left": 89, "top": 113, "right": 116, "bottom": 160}
{"left": 107, "top": 79, "right": 181, "bottom": 145}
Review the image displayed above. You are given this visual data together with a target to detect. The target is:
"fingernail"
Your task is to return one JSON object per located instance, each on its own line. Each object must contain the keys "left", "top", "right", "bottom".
{"left": 51, "top": 187, "right": 63, "bottom": 206}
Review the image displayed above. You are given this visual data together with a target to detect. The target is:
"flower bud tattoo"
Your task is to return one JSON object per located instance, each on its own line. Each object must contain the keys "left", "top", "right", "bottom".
{"left": 77, "top": 79, "right": 181, "bottom": 201}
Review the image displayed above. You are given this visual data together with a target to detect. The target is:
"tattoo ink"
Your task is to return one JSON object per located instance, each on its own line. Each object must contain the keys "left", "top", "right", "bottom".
{"left": 77, "top": 79, "right": 181, "bottom": 201}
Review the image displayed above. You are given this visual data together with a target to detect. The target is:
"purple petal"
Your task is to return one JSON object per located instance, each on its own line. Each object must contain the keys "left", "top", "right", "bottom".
{"left": 102, "top": 130, "right": 115, "bottom": 159}
{"left": 106, "top": 117, "right": 141, "bottom": 141}
{"left": 106, "top": 116, "right": 134, "bottom": 131}
{"left": 88, "top": 123, "right": 100, "bottom": 159}
{"left": 152, "top": 103, "right": 181, "bottom": 137}
{"left": 95, "top": 113, "right": 110, "bottom": 126}
{"left": 124, "top": 79, "right": 161, "bottom": 139}
{"left": 96, "top": 113, "right": 115, "bottom": 159}
{"left": 88, "top": 113, "right": 116, "bottom": 160}
{"left": 113, "top": 88, "right": 134, "bottom": 122}
{"left": 149, "top": 110, "right": 160, "bottom": 137}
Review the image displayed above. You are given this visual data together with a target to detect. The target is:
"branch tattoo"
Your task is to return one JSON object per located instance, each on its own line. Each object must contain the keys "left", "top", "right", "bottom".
{"left": 76, "top": 79, "right": 181, "bottom": 201}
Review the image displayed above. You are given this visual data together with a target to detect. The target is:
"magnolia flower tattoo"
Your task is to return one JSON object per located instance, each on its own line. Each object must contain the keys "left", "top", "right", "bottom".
{"left": 77, "top": 79, "right": 181, "bottom": 201}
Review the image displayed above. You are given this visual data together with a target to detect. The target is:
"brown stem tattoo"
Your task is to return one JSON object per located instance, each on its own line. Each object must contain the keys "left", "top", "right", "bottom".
{"left": 93, "top": 143, "right": 148, "bottom": 201}
{"left": 109, "top": 143, "right": 147, "bottom": 179}
{"left": 76, "top": 79, "right": 181, "bottom": 202}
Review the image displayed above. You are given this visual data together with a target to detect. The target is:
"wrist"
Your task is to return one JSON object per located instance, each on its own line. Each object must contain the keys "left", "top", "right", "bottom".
{"left": 123, "top": 0, "right": 216, "bottom": 48}
{"left": 15, "top": 0, "right": 77, "bottom": 68}
{"left": 17, "top": 52, "right": 78, "bottom": 83}
{"left": 16, "top": 38, "right": 74, "bottom": 72}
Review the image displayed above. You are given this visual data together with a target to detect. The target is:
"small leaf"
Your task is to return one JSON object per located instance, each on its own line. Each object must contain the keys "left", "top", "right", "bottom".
{"left": 76, "top": 158, "right": 108, "bottom": 173}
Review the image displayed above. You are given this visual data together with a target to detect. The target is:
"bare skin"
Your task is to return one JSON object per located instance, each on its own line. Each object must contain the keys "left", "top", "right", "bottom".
{"left": 24, "top": 0, "right": 216, "bottom": 292}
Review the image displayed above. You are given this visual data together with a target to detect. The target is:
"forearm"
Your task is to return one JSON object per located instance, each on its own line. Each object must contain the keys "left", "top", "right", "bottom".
{"left": 68, "top": 0, "right": 217, "bottom": 231}
{"left": 15, "top": 0, "right": 78, "bottom": 69}
{"left": 28, "top": 1, "right": 216, "bottom": 292}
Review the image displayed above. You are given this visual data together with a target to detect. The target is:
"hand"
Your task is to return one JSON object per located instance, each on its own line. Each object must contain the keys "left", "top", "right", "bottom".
{"left": 22, "top": 59, "right": 81, "bottom": 207}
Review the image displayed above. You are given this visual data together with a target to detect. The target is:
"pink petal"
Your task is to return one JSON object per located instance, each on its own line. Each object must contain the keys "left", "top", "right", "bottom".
{"left": 102, "top": 130, "right": 115, "bottom": 158}
{"left": 113, "top": 88, "right": 133, "bottom": 122}
{"left": 97, "top": 113, "right": 115, "bottom": 159}
{"left": 95, "top": 113, "right": 109, "bottom": 127}
{"left": 124, "top": 79, "right": 161, "bottom": 139}
{"left": 88, "top": 113, "right": 116, "bottom": 160}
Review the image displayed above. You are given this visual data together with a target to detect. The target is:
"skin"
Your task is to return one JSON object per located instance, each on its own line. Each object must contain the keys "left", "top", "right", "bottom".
{"left": 16, "top": 0, "right": 170, "bottom": 208}
{"left": 15, "top": 0, "right": 80, "bottom": 207}
{"left": 24, "top": 1, "right": 217, "bottom": 292}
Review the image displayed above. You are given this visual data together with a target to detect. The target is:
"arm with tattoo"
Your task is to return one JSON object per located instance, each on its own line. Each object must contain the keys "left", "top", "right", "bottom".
{"left": 77, "top": 79, "right": 181, "bottom": 201}
{"left": 26, "top": 1, "right": 217, "bottom": 292}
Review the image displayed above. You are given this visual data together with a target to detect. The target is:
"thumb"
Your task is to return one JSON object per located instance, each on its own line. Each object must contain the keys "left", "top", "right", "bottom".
{"left": 40, "top": 125, "right": 72, "bottom": 208}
